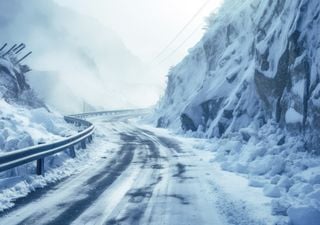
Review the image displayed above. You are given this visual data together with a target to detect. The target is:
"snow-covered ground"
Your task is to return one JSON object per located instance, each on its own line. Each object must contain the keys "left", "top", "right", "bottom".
{"left": 137, "top": 122, "right": 284, "bottom": 225}
{"left": 0, "top": 113, "right": 294, "bottom": 225}
{"left": 147, "top": 113, "right": 320, "bottom": 225}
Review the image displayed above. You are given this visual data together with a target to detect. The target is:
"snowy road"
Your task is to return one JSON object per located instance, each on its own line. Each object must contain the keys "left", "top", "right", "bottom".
{"left": 0, "top": 113, "right": 274, "bottom": 225}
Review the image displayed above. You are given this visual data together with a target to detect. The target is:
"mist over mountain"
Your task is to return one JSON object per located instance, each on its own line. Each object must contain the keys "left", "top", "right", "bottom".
{"left": 0, "top": 0, "right": 158, "bottom": 113}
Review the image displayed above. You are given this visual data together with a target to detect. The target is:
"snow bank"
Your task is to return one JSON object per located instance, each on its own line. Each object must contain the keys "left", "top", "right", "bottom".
{"left": 210, "top": 124, "right": 320, "bottom": 224}
{"left": 0, "top": 99, "right": 74, "bottom": 153}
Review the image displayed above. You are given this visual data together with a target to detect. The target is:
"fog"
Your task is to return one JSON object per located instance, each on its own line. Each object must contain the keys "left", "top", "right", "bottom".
{"left": 0, "top": 0, "right": 222, "bottom": 114}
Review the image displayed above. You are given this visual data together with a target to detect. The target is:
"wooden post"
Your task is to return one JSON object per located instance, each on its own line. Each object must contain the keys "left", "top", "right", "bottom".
{"left": 16, "top": 51, "right": 32, "bottom": 64}
{"left": 14, "top": 44, "right": 26, "bottom": 54}
{"left": 69, "top": 146, "right": 76, "bottom": 158}
{"left": 13, "top": 43, "right": 23, "bottom": 52}
{"left": 36, "top": 158, "right": 45, "bottom": 176}
{"left": 0, "top": 43, "right": 7, "bottom": 52}
{"left": 2, "top": 44, "right": 17, "bottom": 57}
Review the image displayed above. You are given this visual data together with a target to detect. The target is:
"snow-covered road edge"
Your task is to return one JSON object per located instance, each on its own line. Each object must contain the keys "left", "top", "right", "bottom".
{"left": 134, "top": 120, "right": 287, "bottom": 225}
{"left": 0, "top": 116, "right": 123, "bottom": 212}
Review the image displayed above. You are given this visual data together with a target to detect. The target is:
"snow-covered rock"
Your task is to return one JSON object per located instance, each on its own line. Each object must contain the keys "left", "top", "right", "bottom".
{"left": 0, "top": 55, "right": 44, "bottom": 108}
{"left": 277, "top": 176, "right": 294, "bottom": 191}
{"left": 271, "top": 199, "right": 291, "bottom": 216}
{"left": 248, "top": 177, "right": 266, "bottom": 188}
{"left": 285, "top": 108, "right": 303, "bottom": 124}
{"left": 306, "top": 190, "right": 320, "bottom": 205}
{"left": 17, "top": 134, "right": 34, "bottom": 149}
{"left": 0, "top": 135, "right": 5, "bottom": 149}
{"left": 287, "top": 206, "right": 320, "bottom": 225}
{"left": 249, "top": 156, "right": 273, "bottom": 175}
{"left": 288, "top": 183, "right": 314, "bottom": 198}
{"left": 309, "top": 173, "right": 320, "bottom": 185}
{"left": 4, "top": 138, "right": 19, "bottom": 152}
{"left": 263, "top": 184, "right": 281, "bottom": 198}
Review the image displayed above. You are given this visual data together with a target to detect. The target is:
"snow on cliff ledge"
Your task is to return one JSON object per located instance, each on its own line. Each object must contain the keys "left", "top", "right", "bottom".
{"left": 155, "top": 0, "right": 320, "bottom": 150}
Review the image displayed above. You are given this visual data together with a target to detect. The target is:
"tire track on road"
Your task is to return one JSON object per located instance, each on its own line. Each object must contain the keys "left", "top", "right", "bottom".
{"left": 104, "top": 130, "right": 165, "bottom": 225}
{"left": 18, "top": 133, "right": 137, "bottom": 225}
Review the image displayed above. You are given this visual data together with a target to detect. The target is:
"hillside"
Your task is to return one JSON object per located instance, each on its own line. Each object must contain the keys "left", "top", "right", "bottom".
{"left": 153, "top": 0, "right": 320, "bottom": 224}
{"left": 155, "top": 0, "right": 320, "bottom": 149}
{"left": 0, "top": 0, "right": 154, "bottom": 113}
{"left": 0, "top": 45, "right": 75, "bottom": 150}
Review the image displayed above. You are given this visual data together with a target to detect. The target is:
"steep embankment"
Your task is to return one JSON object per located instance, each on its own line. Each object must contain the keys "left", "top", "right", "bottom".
{"left": 154, "top": 1, "right": 320, "bottom": 224}
{"left": 155, "top": 0, "right": 320, "bottom": 150}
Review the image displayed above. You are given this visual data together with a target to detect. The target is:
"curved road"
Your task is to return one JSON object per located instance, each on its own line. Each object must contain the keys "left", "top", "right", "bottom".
{"left": 0, "top": 113, "right": 226, "bottom": 225}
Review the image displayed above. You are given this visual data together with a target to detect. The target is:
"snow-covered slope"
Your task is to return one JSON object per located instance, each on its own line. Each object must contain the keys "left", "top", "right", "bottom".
{"left": 0, "top": 53, "right": 80, "bottom": 210}
{"left": 0, "top": 0, "right": 155, "bottom": 113}
{"left": 154, "top": 0, "right": 320, "bottom": 224}
{"left": 155, "top": 0, "right": 320, "bottom": 148}
{"left": 0, "top": 51, "right": 74, "bottom": 153}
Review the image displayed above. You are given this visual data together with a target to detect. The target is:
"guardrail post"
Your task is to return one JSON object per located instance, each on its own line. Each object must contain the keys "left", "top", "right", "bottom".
{"left": 69, "top": 146, "right": 76, "bottom": 158}
{"left": 81, "top": 140, "right": 87, "bottom": 149}
{"left": 88, "top": 135, "right": 93, "bottom": 143}
{"left": 36, "top": 158, "right": 45, "bottom": 176}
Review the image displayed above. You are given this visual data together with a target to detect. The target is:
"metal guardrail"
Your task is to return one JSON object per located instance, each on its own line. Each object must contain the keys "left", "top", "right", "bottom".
{"left": 71, "top": 108, "right": 149, "bottom": 118}
{"left": 0, "top": 115, "right": 94, "bottom": 176}
{"left": 0, "top": 109, "right": 148, "bottom": 176}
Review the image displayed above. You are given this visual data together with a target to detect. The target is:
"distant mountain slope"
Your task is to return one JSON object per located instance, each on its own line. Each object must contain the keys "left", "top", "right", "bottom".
{"left": 155, "top": 0, "right": 320, "bottom": 150}
{"left": 0, "top": 0, "right": 152, "bottom": 113}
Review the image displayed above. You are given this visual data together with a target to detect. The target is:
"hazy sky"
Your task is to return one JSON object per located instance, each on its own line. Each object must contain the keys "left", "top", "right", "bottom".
{"left": 54, "top": 0, "right": 223, "bottom": 70}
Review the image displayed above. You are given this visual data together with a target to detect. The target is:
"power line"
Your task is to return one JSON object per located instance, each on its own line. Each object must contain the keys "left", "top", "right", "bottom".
{"left": 151, "top": 0, "right": 211, "bottom": 63}
{"left": 158, "top": 23, "right": 203, "bottom": 65}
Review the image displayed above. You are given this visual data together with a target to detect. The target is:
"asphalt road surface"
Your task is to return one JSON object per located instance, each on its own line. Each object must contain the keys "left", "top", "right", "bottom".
{"left": 0, "top": 113, "right": 226, "bottom": 225}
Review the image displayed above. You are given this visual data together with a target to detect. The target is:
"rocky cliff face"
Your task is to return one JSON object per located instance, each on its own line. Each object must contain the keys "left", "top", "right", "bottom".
{"left": 155, "top": 0, "right": 320, "bottom": 151}
{"left": 0, "top": 48, "right": 45, "bottom": 109}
